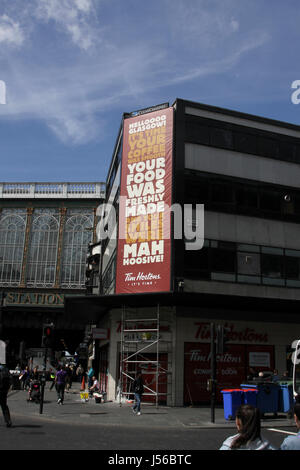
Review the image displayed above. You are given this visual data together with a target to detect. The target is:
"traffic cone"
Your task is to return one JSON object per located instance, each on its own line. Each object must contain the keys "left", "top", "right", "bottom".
{"left": 80, "top": 376, "right": 85, "bottom": 391}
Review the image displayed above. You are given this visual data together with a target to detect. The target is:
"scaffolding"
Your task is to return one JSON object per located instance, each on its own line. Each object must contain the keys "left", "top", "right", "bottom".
{"left": 119, "top": 304, "right": 172, "bottom": 408}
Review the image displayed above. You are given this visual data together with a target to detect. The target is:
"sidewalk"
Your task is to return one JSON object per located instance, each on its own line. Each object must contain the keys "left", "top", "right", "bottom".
{"left": 7, "top": 382, "right": 295, "bottom": 430}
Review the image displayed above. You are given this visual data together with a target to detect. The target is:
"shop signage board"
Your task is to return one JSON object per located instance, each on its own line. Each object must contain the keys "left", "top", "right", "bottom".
{"left": 5, "top": 292, "right": 65, "bottom": 307}
{"left": 92, "top": 328, "right": 109, "bottom": 340}
{"left": 115, "top": 107, "right": 174, "bottom": 294}
{"left": 249, "top": 351, "right": 270, "bottom": 368}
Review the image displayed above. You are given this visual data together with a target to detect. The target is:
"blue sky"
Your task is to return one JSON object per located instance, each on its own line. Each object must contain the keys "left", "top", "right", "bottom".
{"left": 0, "top": 0, "right": 300, "bottom": 183}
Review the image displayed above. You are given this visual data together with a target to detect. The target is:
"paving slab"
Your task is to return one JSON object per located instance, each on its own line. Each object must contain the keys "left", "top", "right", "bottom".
{"left": 6, "top": 383, "right": 295, "bottom": 430}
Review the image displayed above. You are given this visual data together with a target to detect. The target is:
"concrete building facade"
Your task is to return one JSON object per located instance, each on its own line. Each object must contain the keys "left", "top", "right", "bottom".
{"left": 68, "top": 100, "right": 300, "bottom": 405}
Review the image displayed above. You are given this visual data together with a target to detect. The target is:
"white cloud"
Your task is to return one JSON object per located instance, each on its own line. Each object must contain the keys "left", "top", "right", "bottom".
{"left": 168, "top": 31, "right": 270, "bottom": 85}
{"left": 0, "top": 0, "right": 272, "bottom": 146}
{"left": 0, "top": 14, "right": 25, "bottom": 46}
{"left": 230, "top": 18, "right": 240, "bottom": 33}
{"left": 74, "top": 0, "right": 92, "bottom": 12}
{"left": 34, "top": 0, "right": 98, "bottom": 50}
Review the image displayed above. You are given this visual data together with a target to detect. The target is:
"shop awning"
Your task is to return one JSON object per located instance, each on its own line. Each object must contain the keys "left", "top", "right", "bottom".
{"left": 64, "top": 291, "right": 300, "bottom": 324}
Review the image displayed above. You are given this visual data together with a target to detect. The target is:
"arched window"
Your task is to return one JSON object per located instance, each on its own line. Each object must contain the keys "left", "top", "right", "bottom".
{"left": 60, "top": 209, "right": 94, "bottom": 288}
{"left": 0, "top": 209, "right": 26, "bottom": 286}
{"left": 26, "top": 209, "right": 60, "bottom": 287}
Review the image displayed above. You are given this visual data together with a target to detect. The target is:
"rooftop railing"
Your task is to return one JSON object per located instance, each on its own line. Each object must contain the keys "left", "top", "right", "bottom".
{"left": 0, "top": 182, "right": 106, "bottom": 199}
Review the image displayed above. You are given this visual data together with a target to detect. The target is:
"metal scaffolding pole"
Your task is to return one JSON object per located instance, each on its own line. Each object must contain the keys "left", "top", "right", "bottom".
{"left": 119, "top": 303, "right": 170, "bottom": 407}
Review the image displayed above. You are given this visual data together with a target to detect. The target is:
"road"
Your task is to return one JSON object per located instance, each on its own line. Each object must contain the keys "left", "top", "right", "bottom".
{"left": 0, "top": 413, "right": 296, "bottom": 451}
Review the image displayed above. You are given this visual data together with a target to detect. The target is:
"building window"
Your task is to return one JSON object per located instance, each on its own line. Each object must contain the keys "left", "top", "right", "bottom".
{"left": 185, "top": 178, "right": 210, "bottom": 204}
{"left": 26, "top": 209, "right": 60, "bottom": 287}
{"left": 285, "top": 250, "right": 300, "bottom": 287}
{"left": 102, "top": 253, "right": 116, "bottom": 294}
{"left": 60, "top": 209, "right": 94, "bottom": 289}
{"left": 185, "top": 171, "right": 300, "bottom": 224}
{"left": 258, "top": 136, "right": 279, "bottom": 159}
{"left": 285, "top": 256, "right": 300, "bottom": 280}
{"left": 0, "top": 209, "right": 27, "bottom": 286}
{"left": 260, "top": 190, "right": 281, "bottom": 213}
{"left": 211, "top": 242, "right": 236, "bottom": 281}
{"left": 210, "top": 128, "right": 233, "bottom": 150}
{"left": 185, "top": 117, "right": 210, "bottom": 145}
{"left": 184, "top": 239, "right": 300, "bottom": 289}
{"left": 237, "top": 252, "right": 260, "bottom": 276}
{"left": 184, "top": 247, "right": 210, "bottom": 279}
{"left": 234, "top": 132, "right": 257, "bottom": 155}
{"left": 261, "top": 253, "right": 285, "bottom": 286}
{"left": 236, "top": 186, "right": 258, "bottom": 211}
{"left": 211, "top": 182, "right": 234, "bottom": 205}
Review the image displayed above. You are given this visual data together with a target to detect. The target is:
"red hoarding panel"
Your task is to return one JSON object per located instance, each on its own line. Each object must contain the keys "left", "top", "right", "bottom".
{"left": 184, "top": 343, "right": 275, "bottom": 404}
{"left": 115, "top": 107, "right": 174, "bottom": 294}
{"left": 184, "top": 343, "right": 246, "bottom": 404}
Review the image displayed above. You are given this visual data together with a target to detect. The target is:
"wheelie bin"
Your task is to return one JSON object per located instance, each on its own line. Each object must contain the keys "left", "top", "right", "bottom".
{"left": 242, "top": 388, "right": 258, "bottom": 407}
{"left": 278, "top": 383, "right": 293, "bottom": 413}
{"left": 241, "top": 383, "right": 279, "bottom": 415}
{"left": 221, "top": 389, "right": 243, "bottom": 420}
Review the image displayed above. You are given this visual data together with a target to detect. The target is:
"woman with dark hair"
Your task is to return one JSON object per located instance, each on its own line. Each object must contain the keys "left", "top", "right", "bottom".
{"left": 219, "top": 404, "right": 275, "bottom": 450}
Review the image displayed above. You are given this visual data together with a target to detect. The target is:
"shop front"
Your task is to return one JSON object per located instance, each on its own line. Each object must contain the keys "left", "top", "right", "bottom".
{"left": 65, "top": 292, "right": 300, "bottom": 407}
{"left": 184, "top": 342, "right": 275, "bottom": 405}
{"left": 176, "top": 316, "right": 298, "bottom": 406}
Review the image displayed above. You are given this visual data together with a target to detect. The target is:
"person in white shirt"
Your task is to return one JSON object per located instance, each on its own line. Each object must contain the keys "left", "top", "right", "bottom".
{"left": 220, "top": 404, "right": 275, "bottom": 450}
{"left": 281, "top": 401, "right": 300, "bottom": 450}
{"left": 89, "top": 376, "right": 100, "bottom": 393}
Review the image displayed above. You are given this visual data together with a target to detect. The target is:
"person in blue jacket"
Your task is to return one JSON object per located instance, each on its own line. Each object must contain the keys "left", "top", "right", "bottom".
{"left": 281, "top": 402, "right": 300, "bottom": 450}
{"left": 87, "top": 365, "right": 95, "bottom": 389}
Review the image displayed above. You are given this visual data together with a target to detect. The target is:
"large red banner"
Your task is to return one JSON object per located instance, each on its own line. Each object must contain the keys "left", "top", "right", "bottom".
{"left": 115, "top": 107, "right": 174, "bottom": 294}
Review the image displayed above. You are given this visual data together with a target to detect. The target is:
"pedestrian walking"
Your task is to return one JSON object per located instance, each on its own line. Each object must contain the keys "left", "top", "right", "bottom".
{"left": 0, "top": 363, "right": 12, "bottom": 427}
{"left": 219, "top": 404, "right": 275, "bottom": 450}
{"left": 55, "top": 366, "right": 67, "bottom": 405}
{"left": 281, "top": 401, "right": 300, "bottom": 450}
{"left": 65, "top": 365, "right": 73, "bottom": 392}
{"left": 132, "top": 370, "right": 144, "bottom": 416}
{"left": 87, "top": 365, "right": 95, "bottom": 389}
{"left": 19, "top": 366, "right": 30, "bottom": 390}
{"left": 27, "top": 366, "right": 40, "bottom": 402}
{"left": 49, "top": 368, "right": 56, "bottom": 390}
{"left": 76, "top": 364, "right": 84, "bottom": 384}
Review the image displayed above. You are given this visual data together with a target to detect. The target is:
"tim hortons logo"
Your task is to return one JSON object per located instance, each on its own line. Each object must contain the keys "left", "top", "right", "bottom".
{"left": 195, "top": 322, "right": 268, "bottom": 343}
